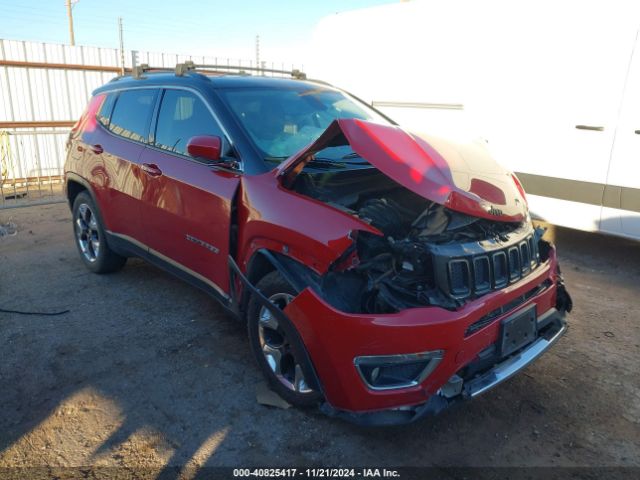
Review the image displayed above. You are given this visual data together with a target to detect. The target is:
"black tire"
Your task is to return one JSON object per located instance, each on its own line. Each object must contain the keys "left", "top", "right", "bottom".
{"left": 247, "top": 271, "right": 323, "bottom": 407}
{"left": 71, "top": 191, "right": 126, "bottom": 273}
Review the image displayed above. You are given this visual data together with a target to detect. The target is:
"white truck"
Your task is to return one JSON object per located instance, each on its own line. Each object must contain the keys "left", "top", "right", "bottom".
{"left": 309, "top": 0, "right": 640, "bottom": 240}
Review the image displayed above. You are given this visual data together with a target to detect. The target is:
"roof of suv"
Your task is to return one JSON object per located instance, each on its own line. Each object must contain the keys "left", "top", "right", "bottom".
{"left": 95, "top": 71, "right": 330, "bottom": 95}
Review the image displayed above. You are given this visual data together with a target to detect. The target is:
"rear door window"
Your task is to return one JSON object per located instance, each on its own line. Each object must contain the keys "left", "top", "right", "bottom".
{"left": 109, "top": 89, "right": 158, "bottom": 143}
{"left": 154, "top": 89, "right": 225, "bottom": 156}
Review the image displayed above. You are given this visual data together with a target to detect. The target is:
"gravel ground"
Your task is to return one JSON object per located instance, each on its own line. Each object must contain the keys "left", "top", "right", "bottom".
{"left": 0, "top": 203, "right": 639, "bottom": 472}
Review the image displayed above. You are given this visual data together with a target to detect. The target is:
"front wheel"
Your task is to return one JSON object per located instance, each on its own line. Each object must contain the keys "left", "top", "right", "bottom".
{"left": 247, "top": 271, "right": 323, "bottom": 407}
{"left": 72, "top": 191, "right": 126, "bottom": 273}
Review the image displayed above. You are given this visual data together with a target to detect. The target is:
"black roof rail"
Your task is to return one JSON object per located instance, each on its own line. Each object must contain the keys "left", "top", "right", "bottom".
{"left": 175, "top": 60, "right": 306, "bottom": 80}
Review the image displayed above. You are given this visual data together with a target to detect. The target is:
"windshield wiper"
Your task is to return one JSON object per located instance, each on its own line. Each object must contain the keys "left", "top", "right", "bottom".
{"left": 264, "top": 154, "right": 368, "bottom": 169}
{"left": 306, "top": 158, "right": 348, "bottom": 169}
{"left": 312, "top": 156, "right": 369, "bottom": 166}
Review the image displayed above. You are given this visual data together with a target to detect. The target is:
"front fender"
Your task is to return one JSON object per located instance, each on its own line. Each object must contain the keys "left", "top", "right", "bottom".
{"left": 237, "top": 172, "right": 378, "bottom": 276}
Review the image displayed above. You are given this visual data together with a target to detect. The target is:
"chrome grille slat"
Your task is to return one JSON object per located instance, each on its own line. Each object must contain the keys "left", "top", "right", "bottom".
{"left": 492, "top": 251, "right": 508, "bottom": 289}
{"left": 520, "top": 241, "right": 531, "bottom": 275}
{"left": 508, "top": 246, "right": 521, "bottom": 282}
{"left": 448, "top": 259, "right": 471, "bottom": 297}
{"left": 473, "top": 256, "right": 491, "bottom": 294}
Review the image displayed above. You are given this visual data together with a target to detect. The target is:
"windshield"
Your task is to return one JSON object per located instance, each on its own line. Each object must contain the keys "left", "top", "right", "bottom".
{"left": 217, "top": 85, "right": 391, "bottom": 161}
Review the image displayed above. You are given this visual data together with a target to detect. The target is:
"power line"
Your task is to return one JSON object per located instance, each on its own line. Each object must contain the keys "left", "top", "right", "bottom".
{"left": 0, "top": 11, "right": 67, "bottom": 22}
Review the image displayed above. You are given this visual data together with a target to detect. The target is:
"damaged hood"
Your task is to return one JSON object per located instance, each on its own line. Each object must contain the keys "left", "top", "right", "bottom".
{"left": 277, "top": 118, "right": 528, "bottom": 223}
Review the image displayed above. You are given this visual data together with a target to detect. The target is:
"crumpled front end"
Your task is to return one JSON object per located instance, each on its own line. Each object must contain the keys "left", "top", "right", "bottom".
{"left": 237, "top": 118, "right": 572, "bottom": 424}
{"left": 282, "top": 244, "right": 569, "bottom": 424}
{"left": 278, "top": 118, "right": 529, "bottom": 223}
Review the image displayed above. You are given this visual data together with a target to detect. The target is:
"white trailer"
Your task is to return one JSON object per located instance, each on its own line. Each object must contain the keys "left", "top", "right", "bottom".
{"left": 309, "top": 0, "right": 640, "bottom": 240}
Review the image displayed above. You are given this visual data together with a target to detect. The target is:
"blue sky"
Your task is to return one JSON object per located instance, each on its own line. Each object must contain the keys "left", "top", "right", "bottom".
{"left": 0, "top": 0, "right": 393, "bottom": 64}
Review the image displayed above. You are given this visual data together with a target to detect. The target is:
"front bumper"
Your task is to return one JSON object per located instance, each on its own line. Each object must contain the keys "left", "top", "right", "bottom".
{"left": 283, "top": 247, "right": 568, "bottom": 424}
{"left": 463, "top": 308, "right": 565, "bottom": 398}
{"left": 322, "top": 309, "right": 566, "bottom": 426}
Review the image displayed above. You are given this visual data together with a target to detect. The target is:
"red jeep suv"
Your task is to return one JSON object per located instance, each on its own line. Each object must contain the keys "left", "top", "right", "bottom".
{"left": 64, "top": 63, "right": 572, "bottom": 425}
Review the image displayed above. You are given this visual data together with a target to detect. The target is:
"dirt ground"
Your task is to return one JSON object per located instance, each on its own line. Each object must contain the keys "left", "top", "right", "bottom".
{"left": 0, "top": 203, "right": 639, "bottom": 472}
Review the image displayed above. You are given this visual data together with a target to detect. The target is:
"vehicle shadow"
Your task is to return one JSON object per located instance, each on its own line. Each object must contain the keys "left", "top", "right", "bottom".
{"left": 536, "top": 217, "right": 640, "bottom": 275}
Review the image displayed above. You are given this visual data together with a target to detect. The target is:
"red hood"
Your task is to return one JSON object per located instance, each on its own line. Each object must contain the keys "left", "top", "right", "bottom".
{"left": 277, "top": 118, "right": 527, "bottom": 223}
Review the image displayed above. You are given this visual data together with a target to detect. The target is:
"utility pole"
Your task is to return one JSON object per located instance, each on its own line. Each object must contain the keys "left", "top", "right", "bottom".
{"left": 66, "top": 0, "right": 75, "bottom": 46}
{"left": 255, "top": 35, "right": 261, "bottom": 75}
{"left": 118, "top": 17, "right": 125, "bottom": 75}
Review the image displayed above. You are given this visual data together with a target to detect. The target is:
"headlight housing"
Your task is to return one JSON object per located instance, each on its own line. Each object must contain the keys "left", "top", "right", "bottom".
{"left": 354, "top": 350, "right": 444, "bottom": 390}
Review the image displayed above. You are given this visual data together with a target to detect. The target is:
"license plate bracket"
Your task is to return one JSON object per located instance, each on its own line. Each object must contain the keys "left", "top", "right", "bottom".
{"left": 500, "top": 304, "right": 537, "bottom": 357}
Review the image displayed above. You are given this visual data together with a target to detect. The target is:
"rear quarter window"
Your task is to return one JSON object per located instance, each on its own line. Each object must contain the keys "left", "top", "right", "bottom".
{"left": 96, "top": 93, "right": 117, "bottom": 128}
{"left": 108, "top": 89, "right": 158, "bottom": 143}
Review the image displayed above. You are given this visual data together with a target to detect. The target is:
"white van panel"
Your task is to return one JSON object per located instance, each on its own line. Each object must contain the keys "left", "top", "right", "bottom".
{"left": 603, "top": 30, "right": 640, "bottom": 237}
{"left": 528, "top": 195, "right": 602, "bottom": 232}
{"left": 373, "top": 103, "right": 475, "bottom": 140}
{"left": 601, "top": 207, "right": 640, "bottom": 238}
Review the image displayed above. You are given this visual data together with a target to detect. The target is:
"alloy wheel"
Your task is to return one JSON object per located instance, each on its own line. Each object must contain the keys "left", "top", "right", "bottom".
{"left": 75, "top": 203, "right": 100, "bottom": 262}
{"left": 258, "top": 293, "right": 312, "bottom": 393}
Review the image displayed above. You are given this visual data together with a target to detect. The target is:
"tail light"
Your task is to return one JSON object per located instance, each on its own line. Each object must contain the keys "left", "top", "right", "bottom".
{"left": 71, "top": 94, "right": 106, "bottom": 138}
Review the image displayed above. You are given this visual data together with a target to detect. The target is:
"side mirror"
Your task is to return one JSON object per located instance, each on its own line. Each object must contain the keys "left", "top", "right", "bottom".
{"left": 187, "top": 135, "right": 222, "bottom": 162}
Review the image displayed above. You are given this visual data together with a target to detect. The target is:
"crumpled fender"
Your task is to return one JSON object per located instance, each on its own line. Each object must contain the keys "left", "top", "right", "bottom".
{"left": 277, "top": 118, "right": 528, "bottom": 223}
{"left": 237, "top": 172, "right": 380, "bottom": 276}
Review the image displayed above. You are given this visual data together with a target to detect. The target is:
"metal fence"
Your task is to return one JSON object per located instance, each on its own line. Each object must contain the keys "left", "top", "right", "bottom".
{"left": 0, "top": 129, "right": 68, "bottom": 207}
{"left": 0, "top": 38, "right": 300, "bottom": 208}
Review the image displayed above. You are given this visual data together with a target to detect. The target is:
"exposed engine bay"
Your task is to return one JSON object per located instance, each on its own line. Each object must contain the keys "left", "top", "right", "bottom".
{"left": 292, "top": 168, "right": 547, "bottom": 314}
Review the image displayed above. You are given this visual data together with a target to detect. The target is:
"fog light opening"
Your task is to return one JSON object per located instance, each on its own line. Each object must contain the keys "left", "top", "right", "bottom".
{"left": 354, "top": 350, "right": 444, "bottom": 391}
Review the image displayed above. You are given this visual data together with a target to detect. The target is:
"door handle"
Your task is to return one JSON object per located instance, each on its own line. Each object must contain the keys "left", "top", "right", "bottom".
{"left": 141, "top": 163, "right": 163, "bottom": 177}
{"left": 575, "top": 125, "right": 604, "bottom": 131}
{"left": 90, "top": 144, "right": 104, "bottom": 154}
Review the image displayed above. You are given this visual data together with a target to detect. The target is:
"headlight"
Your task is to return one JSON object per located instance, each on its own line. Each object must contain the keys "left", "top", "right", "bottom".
{"left": 354, "top": 350, "right": 444, "bottom": 390}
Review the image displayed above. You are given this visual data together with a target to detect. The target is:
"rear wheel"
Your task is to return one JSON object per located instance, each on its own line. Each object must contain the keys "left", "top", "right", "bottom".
{"left": 247, "top": 271, "right": 322, "bottom": 407}
{"left": 72, "top": 191, "right": 126, "bottom": 273}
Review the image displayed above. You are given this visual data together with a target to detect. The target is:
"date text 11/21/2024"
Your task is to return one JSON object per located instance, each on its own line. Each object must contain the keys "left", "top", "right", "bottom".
{"left": 233, "top": 468, "right": 400, "bottom": 478}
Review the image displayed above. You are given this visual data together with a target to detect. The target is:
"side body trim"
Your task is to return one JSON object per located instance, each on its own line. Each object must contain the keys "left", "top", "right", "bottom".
{"left": 105, "top": 230, "right": 232, "bottom": 306}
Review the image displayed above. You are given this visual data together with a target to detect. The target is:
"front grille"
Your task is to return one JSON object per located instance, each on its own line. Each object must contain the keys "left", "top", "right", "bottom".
{"left": 520, "top": 242, "right": 530, "bottom": 273}
{"left": 508, "top": 246, "right": 521, "bottom": 281}
{"left": 448, "top": 259, "right": 471, "bottom": 297}
{"left": 433, "top": 229, "right": 541, "bottom": 300}
{"left": 473, "top": 256, "right": 491, "bottom": 294}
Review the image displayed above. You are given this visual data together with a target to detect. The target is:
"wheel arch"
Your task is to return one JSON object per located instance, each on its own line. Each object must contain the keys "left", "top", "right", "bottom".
{"left": 65, "top": 173, "right": 97, "bottom": 209}
{"left": 237, "top": 249, "right": 321, "bottom": 319}
{"left": 229, "top": 254, "right": 324, "bottom": 396}
{"left": 66, "top": 174, "right": 128, "bottom": 258}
